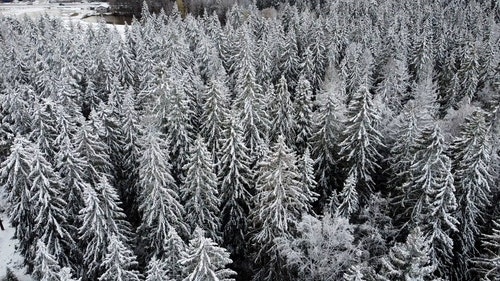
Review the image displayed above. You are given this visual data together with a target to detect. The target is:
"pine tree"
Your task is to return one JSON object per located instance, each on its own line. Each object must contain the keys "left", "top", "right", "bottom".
{"left": 29, "top": 98, "right": 59, "bottom": 162}
{"left": 119, "top": 88, "right": 141, "bottom": 215}
{"left": 294, "top": 77, "right": 314, "bottom": 154}
{"left": 182, "top": 136, "right": 221, "bottom": 242}
{"left": 145, "top": 256, "right": 172, "bottom": 281}
{"left": 401, "top": 125, "right": 459, "bottom": 275}
{"left": 33, "top": 240, "right": 61, "bottom": 281}
{"left": 74, "top": 119, "right": 112, "bottom": 187}
{"left": 337, "top": 170, "right": 359, "bottom": 217}
{"left": 476, "top": 218, "right": 500, "bottom": 281}
{"left": 339, "top": 85, "right": 384, "bottom": 202}
{"left": 137, "top": 126, "right": 187, "bottom": 255}
{"left": 98, "top": 235, "right": 141, "bottom": 281}
{"left": 310, "top": 71, "right": 345, "bottom": 206}
{"left": 29, "top": 145, "right": 73, "bottom": 266}
{"left": 232, "top": 28, "right": 269, "bottom": 157}
{"left": 269, "top": 76, "right": 295, "bottom": 145}
{"left": 200, "top": 75, "right": 230, "bottom": 164}
{"left": 450, "top": 110, "right": 495, "bottom": 278}
{"left": 79, "top": 177, "right": 131, "bottom": 280}
{"left": 0, "top": 136, "right": 35, "bottom": 267}
{"left": 250, "top": 135, "right": 316, "bottom": 281}
{"left": 56, "top": 135, "right": 89, "bottom": 232}
{"left": 377, "top": 227, "right": 436, "bottom": 281}
{"left": 218, "top": 112, "right": 252, "bottom": 255}
{"left": 179, "top": 227, "right": 236, "bottom": 281}
{"left": 163, "top": 228, "right": 186, "bottom": 280}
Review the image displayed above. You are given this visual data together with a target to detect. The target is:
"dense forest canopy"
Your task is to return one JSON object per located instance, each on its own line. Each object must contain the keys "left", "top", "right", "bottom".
{"left": 0, "top": 0, "right": 499, "bottom": 280}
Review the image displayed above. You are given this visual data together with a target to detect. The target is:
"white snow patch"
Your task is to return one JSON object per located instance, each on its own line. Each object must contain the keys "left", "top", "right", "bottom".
{"left": 0, "top": 210, "right": 34, "bottom": 280}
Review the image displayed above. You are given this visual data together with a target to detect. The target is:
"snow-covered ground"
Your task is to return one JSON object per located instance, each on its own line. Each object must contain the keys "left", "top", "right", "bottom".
{"left": 0, "top": 198, "right": 32, "bottom": 280}
{"left": 0, "top": 1, "right": 124, "bottom": 32}
{"left": 0, "top": 1, "right": 105, "bottom": 18}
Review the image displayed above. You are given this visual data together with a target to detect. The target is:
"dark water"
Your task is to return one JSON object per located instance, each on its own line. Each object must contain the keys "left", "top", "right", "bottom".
{"left": 82, "top": 14, "right": 133, "bottom": 25}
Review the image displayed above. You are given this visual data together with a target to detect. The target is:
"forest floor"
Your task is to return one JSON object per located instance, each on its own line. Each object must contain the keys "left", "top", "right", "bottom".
{"left": 0, "top": 205, "right": 32, "bottom": 280}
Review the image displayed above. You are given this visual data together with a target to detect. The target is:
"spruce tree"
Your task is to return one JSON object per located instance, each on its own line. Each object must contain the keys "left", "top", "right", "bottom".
{"left": 377, "top": 227, "right": 436, "bottom": 281}
{"left": 269, "top": 76, "right": 295, "bottom": 145}
{"left": 33, "top": 240, "right": 61, "bottom": 281}
{"left": 339, "top": 85, "right": 384, "bottom": 202}
{"left": 450, "top": 110, "right": 495, "bottom": 278}
{"left": 29, "top": 145, "right": 73, "bottom": 266}
{"left": 179, "top": 227, "right": 236, "bottom": 281}
{"left": 145, "top": 257, "right": 171, "bottom": 281}
{"left": 182, "top": 136, "right": 221, "bottom": 242}
{"left": 401, "top": 125, "right": 459, "bottom": 275}
{"left": 98, "top": 235, "right": 141, "bottom": 281}
{"left": 0, "top": 136, "right": 35, "bottom": 267}
{"left": 218, "top": 113, "right": 252, "bottom": 255}
{"left": 250, "top": 136, "right": 316, "bottom": 281}
{"left": 137, "top": 126, "right": 187, "bottom": 255}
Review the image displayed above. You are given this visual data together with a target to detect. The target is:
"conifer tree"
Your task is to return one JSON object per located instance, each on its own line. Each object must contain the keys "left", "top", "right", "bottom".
{"left": 310, "top": 72, "right": 345, "bottom": 205}
{"left": 337, "top": 170, "right": 359, "bottom": 217}
{"left": 29, "top": 98, "right": 59, "bottom": 162}
{"left": 145, "top": 256, "right": 172, "bottom": 281}
{"left": 200, "top": 76, "right": 230, "bottom": 163}
{"left": 98, "top": 235, "right": 141, "bottom": 281}
{"left": 56, "top": 135, "right": 89, "bottom": 230}
{"left": 250, "top": 136, "right": 316, "bottom": 281}
{"left": 137, "top": 126, "right": 187, "bottom": 255}
{"left": 29, "top": 145, "right": 73, "bottom": 266}
{"left": 79, "top": 177, "right": 131, "bottom": 280}
{"left": 218, "top": 113, "right": 252, "bottom": 255}
{"left": 339, "top": 85, "right": 384, "bottom": 201}
{"left": 270, "top": 76, "right": 295, "bottom": 145}
{"left": 294, "top": 77, "right": 314, "bottom": 154}
{"left": 450, "top": 110, "right": 495, "bottom": 278}
{"left": 0, "top": 136, "right": 35, "bottom": 267}
{"left": 179, "top": 227, "right": 236, "bottom": 281}
{"left": 74, "top": 119, "right": 112, "bottom": 187}
{"left": 163, "top": 229, "right": 186, "bottom": 279}
{"left": 377, "top": 227, "right": 436, "bottom": 281}
{"left": 33, "top": 240, "right": 61, "bottom": 281}
{"left": 401, "top": 125, "right": 459, "bottom": 275}
{"left": 182, "top": 136, "right": 221, "bottom": 242}
{"left": 476, "top": 217, "right": 500, "bottom": 281}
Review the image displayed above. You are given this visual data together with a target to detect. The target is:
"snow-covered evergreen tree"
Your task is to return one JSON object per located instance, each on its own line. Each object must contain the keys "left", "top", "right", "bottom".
{"left": 182, "top": 136, "right": 221, "bottom": 242}
{"left": 0, "top": 136, "right": 35, "bottom": 267}
{"left": 218, "top": 113, "right": 252, "bottom": 255}
{"left": 33, "top": 240, "right": 61, "bottom": 281}
{"left": 179, "top": 227, "right": 236, "bottom": 281}
{"left": 29, "top": 145, "right": 73, "bottom": 266}
{"left": 269, "top": 76, "right": 295, "bottom": 145}
{"left": 200, "top": 75, "right": 230, "bottom": 164}
{"left": 476, "top": 217, "right": 500, "bottom": 281}
{"left": 294, "top": 77, "right": 314, "bottom": 154}
{"left": 310, "top": 70, "right": 345, "bottom": 205}
{"left": 163, "top": 228, "right": 186, "bottom": 279}
{"left": 145, "top": 256, "right": 171, "bottom": 281}
{"left": 137, "top": 126, "right": 187, "bottom": 255}
{"left": 339, "top": 85, "right": 384, "bottom": 202}
{"left": 401, "top": 125, "right": 459, "bottom": 275}
{"left": 79, "top": 177, "right": 131, "bottom": 280}
{"left": 377, "top": 227, "right": 436, "bottom": 281}
{"left": 98, "top": 235, "right": 141, "bottom": 281}
{"left": 450, "top": 110, "right": 495, "bottom": 278}
{"left": 250, "top": 135, "right": 316, "bottom": 281}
